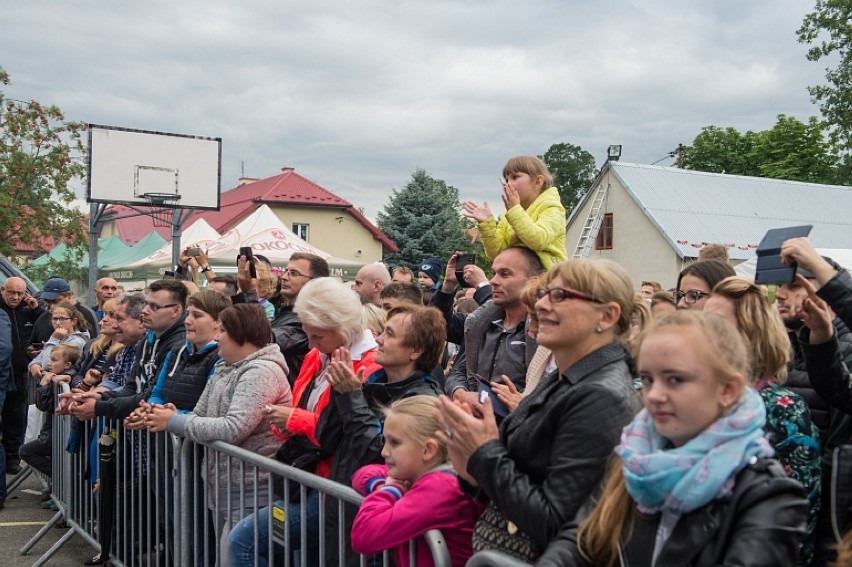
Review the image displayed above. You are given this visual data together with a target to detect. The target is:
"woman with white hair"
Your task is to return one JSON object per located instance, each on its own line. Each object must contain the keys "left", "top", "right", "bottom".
{"left": 228, "top": 278, "right": 381, "bottom": 566}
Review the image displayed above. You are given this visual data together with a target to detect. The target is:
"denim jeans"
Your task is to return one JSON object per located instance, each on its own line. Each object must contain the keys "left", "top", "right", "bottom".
{"left": 227, "top": 490, "right": 320, "bottom": 567}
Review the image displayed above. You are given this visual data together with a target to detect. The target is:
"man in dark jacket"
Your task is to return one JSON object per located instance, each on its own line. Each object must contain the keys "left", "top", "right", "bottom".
{"left": 781, "top": 238, "right": 852, "bottom": 555}
{"left": 70, "top": 280, "right": 187, "bottom": 422}
{"left": 444, "top": 247, "right": 542, "bottom": 404}
{"left": 0, "top": 277, "right": 44, "bottom": 474}
{"left": 317, "top": 304, "right": 446, "bottom": 565}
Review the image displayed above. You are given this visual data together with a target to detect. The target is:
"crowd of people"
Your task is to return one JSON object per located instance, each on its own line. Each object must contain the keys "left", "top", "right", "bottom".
{"left": 0, "top": 156, "right": 851, "bottom": 566}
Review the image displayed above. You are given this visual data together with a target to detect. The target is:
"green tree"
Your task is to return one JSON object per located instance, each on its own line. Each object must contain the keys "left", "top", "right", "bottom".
{"left": 798, "top": 1, "right": 852, "bottom": 162}
{"left": 539, "top": 142, "right": 598, "bottom": 215}
{"left": 377, "top": 168, "right": 473, "bottom": 269}
{"left": 681, "top": 126, "right": 758, "bottom": 174}
{"left": 683, "top": 115, "right": 837, "bottom": 184}
{"left": 0, "top": 68, "right": 88, "bottom": 282}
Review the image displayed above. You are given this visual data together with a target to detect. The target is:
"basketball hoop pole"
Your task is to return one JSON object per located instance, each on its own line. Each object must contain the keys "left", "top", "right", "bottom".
{"left": 170, "top": 209, "right": 193, "bottom": 271}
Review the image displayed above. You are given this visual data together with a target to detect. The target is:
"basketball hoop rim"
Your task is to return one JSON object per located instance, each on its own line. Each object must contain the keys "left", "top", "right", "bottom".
{"left": 141, "top": 192, "right": 182, "bottom": 207}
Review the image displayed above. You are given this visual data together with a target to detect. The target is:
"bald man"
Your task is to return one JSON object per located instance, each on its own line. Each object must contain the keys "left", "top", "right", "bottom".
{"left": 92, "top": 277, "right": 118, "bottom": 319}
{"left": 351, "top": 263, "right": 391, "bottom": 306}
{"left": 0, "top": 277, "right": 44, "bottom": 473}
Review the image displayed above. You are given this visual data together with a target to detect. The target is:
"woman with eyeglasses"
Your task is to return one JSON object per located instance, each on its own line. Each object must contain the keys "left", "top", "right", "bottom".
{"left": 435, "top": 258, "right": 640, "bottom": 562}
{"left": 704, "top": 276, "right": 821, "bottom": 566}
{"left": 29, "top": 301, "right": 90, "bottom": 380}
{"left": 675, "top": 260, "right": 736, "bottom": 310}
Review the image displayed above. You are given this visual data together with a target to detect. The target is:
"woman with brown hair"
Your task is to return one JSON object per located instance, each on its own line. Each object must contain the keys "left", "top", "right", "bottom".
{"left": 436, "top": 258, "right": 639, "bottom": 562}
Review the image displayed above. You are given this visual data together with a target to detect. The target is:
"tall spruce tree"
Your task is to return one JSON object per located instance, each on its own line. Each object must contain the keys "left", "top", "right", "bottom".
{"left": 377, "top": 168, "right": 471, "bottom": 269}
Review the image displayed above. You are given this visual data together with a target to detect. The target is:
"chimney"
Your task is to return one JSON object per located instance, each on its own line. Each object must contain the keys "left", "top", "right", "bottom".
{"left": 281, "top": 166, "right": 295, "bottom": 174}
{"left": 238, "top": 177, "right": 259, "bottom": 186}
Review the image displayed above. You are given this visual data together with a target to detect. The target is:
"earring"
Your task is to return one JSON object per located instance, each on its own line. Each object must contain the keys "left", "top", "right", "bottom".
{"left": 595, "top": 325, "right": 603, "bottom": 334}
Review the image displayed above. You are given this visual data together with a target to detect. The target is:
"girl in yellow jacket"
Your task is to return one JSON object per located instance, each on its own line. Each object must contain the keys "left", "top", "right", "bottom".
{"left": 463, "top": 156, "right": 567, "bottom": 270}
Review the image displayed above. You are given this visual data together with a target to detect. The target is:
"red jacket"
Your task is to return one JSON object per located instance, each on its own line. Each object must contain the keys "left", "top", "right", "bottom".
{"left": 271, "top": 347, "right": 380, "bottom": 477}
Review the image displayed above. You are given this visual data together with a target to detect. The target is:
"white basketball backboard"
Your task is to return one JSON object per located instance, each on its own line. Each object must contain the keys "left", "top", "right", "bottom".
{"left": 87, "top": 124, "right": 221, "bottom": 210}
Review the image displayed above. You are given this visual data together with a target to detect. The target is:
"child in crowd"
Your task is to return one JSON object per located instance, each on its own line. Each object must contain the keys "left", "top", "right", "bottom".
{"left": 255, "top": 263, "right": 278, "bottom": 321}
{"left": 463, "top": 156, "right": 567, "bottom": 269}
{"left": 351, "top": 396, "right": 482, "bottom": 567}
{"left": 537, "top": 310, "right": 808, "bottom": 567}
{"left": 21, "top": 344, "right": 81, "bottom": 505}
{"left": 28, "top": 301, "right": 91, "bottom": 379}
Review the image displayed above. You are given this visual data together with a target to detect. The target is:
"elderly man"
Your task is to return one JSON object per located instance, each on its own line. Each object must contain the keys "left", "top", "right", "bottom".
{"left": 351, "top": 263, "right": 391, "bottom": 306}
{"left": 92, "top": 277, "right": 118, "bottom": 319}
{"left": 0, "top": 277, "right": 44, "bottom": 474}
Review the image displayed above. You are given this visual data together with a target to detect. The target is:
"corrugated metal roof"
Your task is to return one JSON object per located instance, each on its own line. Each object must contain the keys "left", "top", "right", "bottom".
{"left": 606, "top": 162, "right": 852, "bottom": 260}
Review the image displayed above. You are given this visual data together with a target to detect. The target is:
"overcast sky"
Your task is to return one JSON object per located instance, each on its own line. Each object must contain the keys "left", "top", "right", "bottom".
{"left": 1, "top": 1, "right": 827, "bottom": 220}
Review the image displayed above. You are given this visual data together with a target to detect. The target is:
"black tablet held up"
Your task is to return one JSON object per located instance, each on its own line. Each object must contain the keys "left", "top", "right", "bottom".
{"left": 754, "top": 225, "right": 813, "bottom": 285}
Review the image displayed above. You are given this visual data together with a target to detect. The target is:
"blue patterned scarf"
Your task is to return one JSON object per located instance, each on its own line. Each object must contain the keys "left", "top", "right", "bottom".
{"left": 616, "top": 387, "right": 774, "bottom": 514}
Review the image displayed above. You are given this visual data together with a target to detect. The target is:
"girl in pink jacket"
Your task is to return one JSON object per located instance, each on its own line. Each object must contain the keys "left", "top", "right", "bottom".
{"left": 351, "top": 396, "right": 482, "bottom": 567}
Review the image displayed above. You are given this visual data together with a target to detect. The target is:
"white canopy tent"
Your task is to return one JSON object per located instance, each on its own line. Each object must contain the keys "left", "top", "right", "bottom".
{"left": 116, "top": 217, "right": 222, "bottom": 268}
{"left": 123, "top": 205, "right": 363, "bottom": 279}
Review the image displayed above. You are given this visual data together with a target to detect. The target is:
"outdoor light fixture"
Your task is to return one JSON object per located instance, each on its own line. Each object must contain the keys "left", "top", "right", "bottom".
{"left": 607, "top": 145, "right": 622, "bottom": 161}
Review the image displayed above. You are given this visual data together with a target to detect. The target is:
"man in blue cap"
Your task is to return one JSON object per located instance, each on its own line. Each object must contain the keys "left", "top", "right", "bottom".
{"left": 30, "top": 277, "right": 98, "bottom": 346}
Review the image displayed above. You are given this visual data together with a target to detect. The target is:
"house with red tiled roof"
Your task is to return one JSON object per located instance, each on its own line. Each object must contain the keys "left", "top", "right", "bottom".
{"left": 99, "top": 167, "right": 398, "bottom": 262}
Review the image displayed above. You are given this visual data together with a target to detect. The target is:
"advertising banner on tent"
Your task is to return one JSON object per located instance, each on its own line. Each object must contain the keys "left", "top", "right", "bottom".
{"left": 122, "top": 206, "right": 363, "bottom": 279}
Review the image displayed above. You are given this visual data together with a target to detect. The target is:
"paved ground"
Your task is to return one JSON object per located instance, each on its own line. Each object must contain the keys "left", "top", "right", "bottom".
{"left": 1, "top": 467, "right": 95, "bottom": 567}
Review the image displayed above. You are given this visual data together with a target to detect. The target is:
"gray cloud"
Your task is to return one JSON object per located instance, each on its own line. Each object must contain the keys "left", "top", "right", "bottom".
{"left": 2, "top": 0, "right": 826, "bottom": 219}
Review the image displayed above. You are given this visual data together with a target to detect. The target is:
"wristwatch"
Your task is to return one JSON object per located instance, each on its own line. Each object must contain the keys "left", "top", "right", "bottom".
{"left": 201, "top": 266, "right": 212, "bottom": 273}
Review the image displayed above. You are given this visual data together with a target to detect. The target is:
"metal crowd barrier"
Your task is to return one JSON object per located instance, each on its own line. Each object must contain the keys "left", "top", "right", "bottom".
{"left": 21, "top": 384, "right": 452, "bottom": 567}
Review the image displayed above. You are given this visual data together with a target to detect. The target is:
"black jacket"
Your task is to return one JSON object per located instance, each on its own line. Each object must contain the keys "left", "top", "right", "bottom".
{"left": 466, "top": 343, "right": 639, "bottom": 553}
{"left": 151, "top": 341, "right": 219, "bottom": 411}
{"left": 270, "top": 305, "right": 309, "bottom": 384}
{"left": 0, "top": 296, "right": 45, "bottom": 388}
{"left": 430, "top": 284, "right": 493, "bottom": 345}
{"left": 96, "top": 317, "right": 186, "bottom": 420}
{"left": 536, "top": 458, "right": 808, "bottom": 567}
{"left": 316, "top": 369, "right": 442, "bottom": 485}
{"left": 806, "top": 268, "right": 852, "bottom": 415}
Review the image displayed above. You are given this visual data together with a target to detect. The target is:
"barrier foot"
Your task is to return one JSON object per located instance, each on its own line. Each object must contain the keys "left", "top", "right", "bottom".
{"left": 28, "top": 528, "right": 77, "bottom": 567}
{"left": 5, "top": 465, "right": 33, "bottom": 496}
{"left": 20, "top": 510, "right": 64, "bottom": 555}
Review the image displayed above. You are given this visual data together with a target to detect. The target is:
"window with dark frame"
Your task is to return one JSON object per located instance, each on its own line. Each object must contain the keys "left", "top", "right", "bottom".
{"left": 292, "top": 223, "right": 309, "bottom": 241}
{"left": 595, "top": 213, "right": 613, "bottom": 250}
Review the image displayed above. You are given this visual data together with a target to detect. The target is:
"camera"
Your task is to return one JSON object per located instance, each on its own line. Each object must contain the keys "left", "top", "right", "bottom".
{"left": 186, "top": 247, "right": 202, "bottom": 257}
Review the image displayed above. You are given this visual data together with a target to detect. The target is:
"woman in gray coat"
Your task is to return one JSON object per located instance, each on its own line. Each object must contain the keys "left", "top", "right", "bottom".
{"left": 151, "top": 303, "right": 292, "bottom": 565}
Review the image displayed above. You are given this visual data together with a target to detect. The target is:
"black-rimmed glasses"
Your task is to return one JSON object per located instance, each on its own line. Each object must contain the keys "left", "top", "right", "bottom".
{"left": 535, "top": 287, "right": 602, "bottom": 304}
{"left": 145, "top": 302, "right": 179, "bottom": 312}
{"left": 675, "top": 289, "right": 711, "bottom": 305}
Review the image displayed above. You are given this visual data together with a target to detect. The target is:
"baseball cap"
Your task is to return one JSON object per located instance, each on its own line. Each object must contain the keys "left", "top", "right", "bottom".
{"left": 40, "top": 277, "right": 72, "bottom": 301}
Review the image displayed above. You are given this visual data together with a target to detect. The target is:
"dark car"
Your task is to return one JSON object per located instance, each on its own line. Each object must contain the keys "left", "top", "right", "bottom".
{"left": 0, "top": 254, "right": 39, "bottom": 296}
